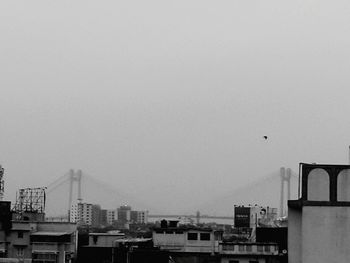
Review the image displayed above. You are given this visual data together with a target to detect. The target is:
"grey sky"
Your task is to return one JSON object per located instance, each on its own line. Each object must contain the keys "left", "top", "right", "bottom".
{"left": 1, "top": 0, "right": 350, "bottom": 214}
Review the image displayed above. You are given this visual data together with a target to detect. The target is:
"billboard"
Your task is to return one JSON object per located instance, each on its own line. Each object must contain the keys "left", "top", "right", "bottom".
{"left": 257, "top": 207, "right": 278, "bottom": 227}
{"left": 234, "top": 207, "right": 250, "bottom": 228}
{"left": 234, "top": 206, "right": 278, "bottom": 228}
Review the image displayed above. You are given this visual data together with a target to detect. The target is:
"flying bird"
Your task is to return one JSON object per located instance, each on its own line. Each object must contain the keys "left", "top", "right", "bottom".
{"left": 263, "top": 136, "right": 268, "bottom": 140}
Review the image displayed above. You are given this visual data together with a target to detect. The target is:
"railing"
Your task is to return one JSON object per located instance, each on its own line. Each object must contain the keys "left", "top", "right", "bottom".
{"left": 31, "top": 243, "right": 58, "bottom": 252}
{"left": 219, "top": 243, "right": 279, "bottom": 255}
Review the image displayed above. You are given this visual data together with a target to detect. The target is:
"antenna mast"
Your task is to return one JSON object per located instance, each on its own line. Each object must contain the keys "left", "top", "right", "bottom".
{"left": 0, "top": 165, "right": 4, "bottom": 201}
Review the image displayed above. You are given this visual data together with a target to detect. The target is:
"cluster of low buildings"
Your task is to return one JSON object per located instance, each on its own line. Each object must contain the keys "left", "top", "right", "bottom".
{"left": 81, "top": 217, "right": 286, "bottom": 263}
{"left": 1, "top": 162, "right": 350, "bottom": 263}
{"left": 0, "top": 201, "right": 78, "bottom": 263}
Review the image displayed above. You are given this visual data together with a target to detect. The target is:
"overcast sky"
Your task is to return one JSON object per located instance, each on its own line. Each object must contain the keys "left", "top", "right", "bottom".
{"left": 1, "top": 0, "right": 350, "bottom": 214}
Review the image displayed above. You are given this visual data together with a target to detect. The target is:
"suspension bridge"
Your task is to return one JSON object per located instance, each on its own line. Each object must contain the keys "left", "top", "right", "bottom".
{"left": 44, "top": 167, "right": 298, "bottom": 220}
{"left": 45, "top": 170, "right": 149, "bottom": 218}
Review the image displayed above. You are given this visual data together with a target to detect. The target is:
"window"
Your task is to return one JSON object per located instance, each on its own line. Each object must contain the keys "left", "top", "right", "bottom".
{"left": 187, "top": 233, "right": 198, "bottom": 240}
{"left": 16, "top": 247, "right": 24, "bottom": 257}
{"left": 93, "top": 235, "right": 98, "bottom": 244}
{"left": 257, "top": 245, "right": 263, "bottom": 252}
{"left": 264, "top": 245, "right": 271, "bottom": 252}
{"left": 249, "top": 261, "right": 258, "bottom": 263}
{"left": 229, "top": 260, "right": 239, "bottom": 263}
{"left": 200, "top": 233, "right": 210, "bottom": 241}
{"left": 246, "top": 245, "right": 252, "bottom": 252}
{"left": 17, "top": 231, "right": 23, "bottom": 238}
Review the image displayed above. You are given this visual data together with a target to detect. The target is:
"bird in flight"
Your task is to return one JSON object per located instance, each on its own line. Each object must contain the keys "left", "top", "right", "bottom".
{"left": 263, "top": 136, "right": 268, "bottom": 140}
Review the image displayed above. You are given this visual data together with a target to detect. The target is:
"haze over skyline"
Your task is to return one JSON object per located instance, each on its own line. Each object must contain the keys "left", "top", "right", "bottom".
{"left": 1, "top": 0, "right": 350, "bottom": 213}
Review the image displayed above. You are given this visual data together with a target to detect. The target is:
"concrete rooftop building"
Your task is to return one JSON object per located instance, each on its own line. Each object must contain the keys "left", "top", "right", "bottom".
{"left": 288, "top": 163, "right": 350, "bottom": 263}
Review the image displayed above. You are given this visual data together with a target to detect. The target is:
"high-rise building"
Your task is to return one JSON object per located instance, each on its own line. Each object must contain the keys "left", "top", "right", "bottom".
{"left": 117, "top": 205, "right": 131, "bottom": 223}
{"left": 70, "top": 203, "right": 93, "bottom": 226}
{"left": 131, "top": 210, "right": 148, "bottom": 224}
{"left": 100, "top": 209, "right": 107, "bottom": 226}
{"left": 106, "top": 209, "right": 116, "bottom": 225}
{"left": 92, "top": 204, "right": 102, "bottom": 227}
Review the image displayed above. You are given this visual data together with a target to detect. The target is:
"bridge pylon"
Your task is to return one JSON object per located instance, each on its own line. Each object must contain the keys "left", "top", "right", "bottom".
{"left": 279, "top": 167, "right": 291, "bottom": 217}
{"left": 67, "top": 169, "right": 83, "bottom": 214}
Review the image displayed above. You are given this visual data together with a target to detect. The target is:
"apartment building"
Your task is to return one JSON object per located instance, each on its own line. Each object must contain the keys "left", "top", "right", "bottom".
{"left": 0, "top": 201, "right": 78, "bottom": 263}
{"left": 69, "top": 203, "right": 93, "bottom": 226}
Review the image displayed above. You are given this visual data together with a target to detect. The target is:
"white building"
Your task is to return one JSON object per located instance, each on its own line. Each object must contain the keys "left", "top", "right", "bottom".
{"left": 69, "top": 203, "right": 93, "bottom": 226}
{"left": 136, "top": 211, "right": 148, "bottom": 224}
{"left": 129, "top": 210, "right": 148, "bottom": 224}
{"left": 106, "top": 209, "right": 116, "bottom": 225}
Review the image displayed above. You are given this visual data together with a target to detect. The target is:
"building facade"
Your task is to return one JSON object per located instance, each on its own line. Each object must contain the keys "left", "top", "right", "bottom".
{"left": 117, "top": 205, "right": 131, "bottom": 223}
{"left": 91, "top": 204, "right": 101, "bottom": 227}
{"left": 130, "top": 211, "right": 148, "bottom": 224}
{"left": 288, "top": 163, "right": 350, "bottom": 263}
{"left": 0, "top": 202, "right": 78, "bottom": 263}
{"left": 99, "top": 210, "right": 107, "bottom": 226}
{"left": 219, "top": 242, "right": 279, "bottom": 263}
{"left": 69, "top": 203, "right": 93, "bottom": 226}
{"left": 152, "top": 221, "right": 281, "bottom": 263}
{"left": 152, "top": 223, "right": 223, "bottom": 253}
{"left": 106, "top": 210, "right": 116, "bottom": 226}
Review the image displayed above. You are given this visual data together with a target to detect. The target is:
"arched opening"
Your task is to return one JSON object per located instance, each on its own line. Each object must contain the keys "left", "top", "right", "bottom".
{"left": 307, "top": 168, "right": 329, "bottom": 201}
{"left": 337, "top": 169, "right": 350, "bottom": 201}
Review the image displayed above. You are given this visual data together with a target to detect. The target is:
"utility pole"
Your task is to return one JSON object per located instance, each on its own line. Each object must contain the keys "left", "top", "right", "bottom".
{"left": 0, "top": 165, "right": 4, "bottom": 201}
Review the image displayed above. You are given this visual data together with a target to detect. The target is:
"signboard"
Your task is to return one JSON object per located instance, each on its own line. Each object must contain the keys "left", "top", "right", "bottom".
{"left": 234, "top": 207, "right": 250, "bottom": 228}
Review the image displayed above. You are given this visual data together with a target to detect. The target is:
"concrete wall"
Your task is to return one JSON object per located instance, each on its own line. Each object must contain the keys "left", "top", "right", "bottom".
{"left": 88, "top": 234, "right": 125, "bottom": 247}
{"left": 184, "top": 231, "right": 215, "bottom": 253}
{"left": 301, "top": 206, "right": 350, "bottom": 263}
{"left": 289, "top": 205, "right": 350, "bottom": 263}
{"left": 153, "top": 232, "right": 186, "bottom": 250}
{"left": 288, "top": 207, "right": 302, "bottom": 263}
{"left": 153, "top": 230, "right": 216, "bottom": 253}
{"left": 37, "top": 222, "right": 77, "bottom": 232}
{"left": 7, "top": 231, "right": 31, "bottom": 259}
